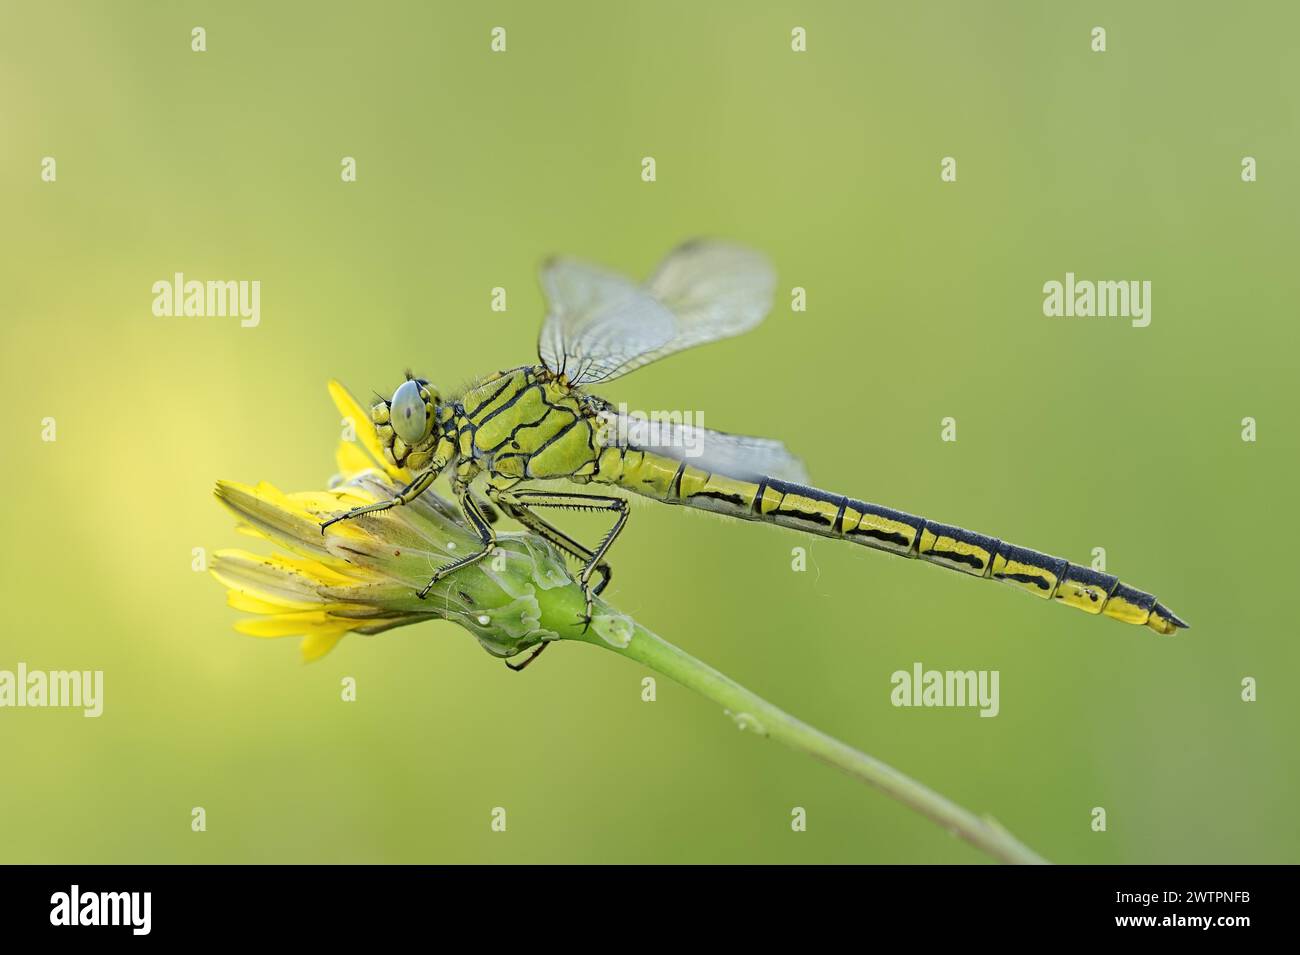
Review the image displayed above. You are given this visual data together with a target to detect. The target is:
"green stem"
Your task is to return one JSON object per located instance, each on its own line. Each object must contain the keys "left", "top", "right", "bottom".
{"left": 557, "top": 608, "right": 1047, "bottom": 865}
{"left": 221, "top": 442, "right": 1047, "bottom": 863}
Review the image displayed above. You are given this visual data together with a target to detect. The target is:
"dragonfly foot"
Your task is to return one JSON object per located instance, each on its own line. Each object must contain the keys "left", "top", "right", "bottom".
{"left": 590, "top": 563, "right": 612, "bottom": 597}
{"left": 505, "top": 642, "right": 550, "bottom": 672}
{"left": 415, "top": 557, "right": 481, "bottom": 599}
{"left": 320, "top": 497, "right": 400, "bottom": 535}
{"left": 319, "top": 513, "right": 347, "bottom": 535}
{"left": 574, "top": 591, "right": 597, "bottom": 634}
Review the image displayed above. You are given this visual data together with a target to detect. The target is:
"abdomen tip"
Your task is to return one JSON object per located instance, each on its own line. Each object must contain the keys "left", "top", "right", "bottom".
{"left": 1148, "top": 601, "right": 1190, "bottom": 634}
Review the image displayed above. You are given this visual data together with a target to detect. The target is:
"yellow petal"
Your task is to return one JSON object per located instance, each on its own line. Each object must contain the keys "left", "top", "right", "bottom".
{"left": 231, "top": 610, "right": 349, "bottom": 661}
{"left": 234, "top": 610, "right": 352, "bottom": 639}
{"left": 327, "top": 380, "right": 410, "bottom": 482}
{"left": 300, "top": 630, "right": 348, "bottom": 662}
{"left": 212, "top": 548, "right": 341, "bottom": 589}
{"left": 287, "top": 487, "right": 376, "bottom": 518}
{"left": 335, "top": 440, "right": 376, "bottom": 481}
{"left": 215, "top": 481, "right": 364, "bottom": 557}
{"left": 226, "top": 589, "right": 309, "bottom": 615}
{"left": 273, "top": 552, "right": 359, "bottom": 586}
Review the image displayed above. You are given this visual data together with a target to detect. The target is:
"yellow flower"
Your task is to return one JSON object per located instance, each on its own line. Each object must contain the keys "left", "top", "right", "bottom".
{"left": 207, "top": 390, "right": 1045, "bottom": 863}
{"left": 211, "top": 382, "right": 577, "bottom": 662}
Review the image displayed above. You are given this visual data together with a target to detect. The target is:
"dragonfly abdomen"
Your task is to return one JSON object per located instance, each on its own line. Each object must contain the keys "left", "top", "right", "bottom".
{"left": 609, "top": 455, "right": 1187, "bottom": 635}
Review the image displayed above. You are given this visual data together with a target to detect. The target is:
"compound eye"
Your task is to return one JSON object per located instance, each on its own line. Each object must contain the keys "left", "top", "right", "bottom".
{"left": 390, "top": 380, "right": 428, "bottom": 444}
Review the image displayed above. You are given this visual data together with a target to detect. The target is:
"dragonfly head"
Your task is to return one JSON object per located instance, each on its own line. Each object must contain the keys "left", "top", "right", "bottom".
{"left": 373, "top": 374, "right": 442, "bottom": 469}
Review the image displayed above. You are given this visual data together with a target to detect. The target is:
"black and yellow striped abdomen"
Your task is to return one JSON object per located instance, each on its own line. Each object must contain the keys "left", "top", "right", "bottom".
{"left": 596, "top": 449, "right": 1187, "bottom": 635}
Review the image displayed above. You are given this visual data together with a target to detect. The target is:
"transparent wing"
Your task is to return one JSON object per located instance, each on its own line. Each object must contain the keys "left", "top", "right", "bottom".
{"left": 536, "top": 259, "right": 677, "bottom": 385}
{"left": 537, "top": 240, "right": 776, "bottom": 386}
{"left": 597, "top": 409, "right": 809, "bottom": 484}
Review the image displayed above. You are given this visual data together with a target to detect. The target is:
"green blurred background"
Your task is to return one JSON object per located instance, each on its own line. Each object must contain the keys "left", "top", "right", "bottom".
{"left": 2, "top": 2, "right": 1297, "bottom": 863}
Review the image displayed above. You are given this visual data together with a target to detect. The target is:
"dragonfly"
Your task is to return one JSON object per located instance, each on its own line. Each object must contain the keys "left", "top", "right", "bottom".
{"left": 322, "top": 240, "right": 1188, "bottom": 668}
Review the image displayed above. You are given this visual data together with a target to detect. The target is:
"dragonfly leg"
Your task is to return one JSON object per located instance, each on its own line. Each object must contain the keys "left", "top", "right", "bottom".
{"left": 504, "top": 641, "right": 550, "bottom": 672}
{"left": 489, "top": 492, "right": 613, "bottom": 596}
{"left": 495, "top": 490, "right": 629, "bottom": 627}
{"left": 416, "top": 483, "right": 496, "bottom": 599}
{"left": 474, "top": 491, "right": 501, "bottom": 525}
{"left": 319, "top": 462, "right": 443, "bottom": 534}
